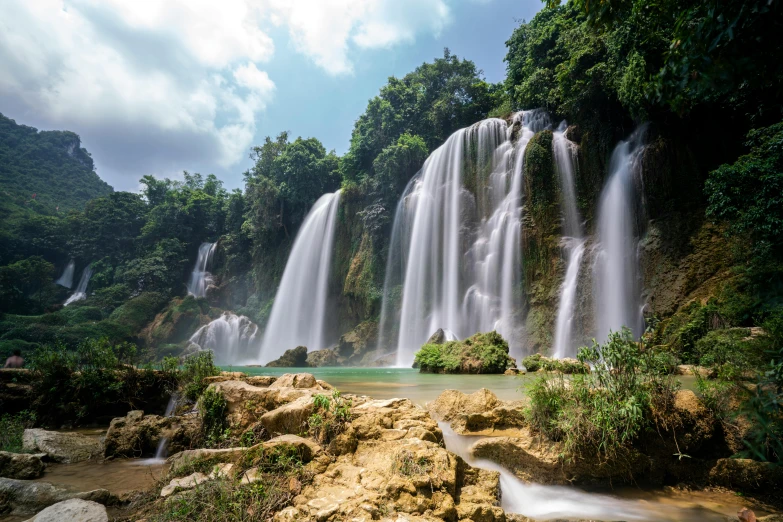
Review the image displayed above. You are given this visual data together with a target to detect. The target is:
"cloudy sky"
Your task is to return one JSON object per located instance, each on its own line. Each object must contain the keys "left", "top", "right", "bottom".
{"left": 0, "top": 0, "right": 542, "bottom": 191}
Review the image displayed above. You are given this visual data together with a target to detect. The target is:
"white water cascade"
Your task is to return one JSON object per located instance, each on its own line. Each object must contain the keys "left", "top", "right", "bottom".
{"left": 64, "top": 265, "right": 93, "bottom": 306}
{"left": 381, "top": 111, "right": 550, "bottom": 367}
{"left": 187, "top": 242, "right": 217, "bottom": 298}
{"left": 552, "top": 123, "right": 585, "bottom": 358}
{"left": 188, "top": 313, "right": 260, "bottom": 365}
{"left": 259, "top": 191, "right": 342, "bottom": 364}
{"left": 55, "top": 259, "right": 75, "bottom": 289}
{"left": 594, "top": 128, "right": 646, "bottom": 342}
{"left": 440, "top": 423, "right": 714, "bottom": 521}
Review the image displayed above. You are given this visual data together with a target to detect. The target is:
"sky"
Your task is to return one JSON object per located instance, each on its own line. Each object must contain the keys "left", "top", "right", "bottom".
{"left": 0, "top": 0, "right": 543, "bottom": 191}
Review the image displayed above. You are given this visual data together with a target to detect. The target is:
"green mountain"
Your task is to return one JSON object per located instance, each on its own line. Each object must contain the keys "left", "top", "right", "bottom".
{"left": 0, "top": 113, "right": 112, "bottom": 219}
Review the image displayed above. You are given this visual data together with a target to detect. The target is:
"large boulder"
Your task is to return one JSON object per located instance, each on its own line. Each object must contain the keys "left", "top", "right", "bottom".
{"left": 336, "top": 321, "right": 378, "bottom": 365}
{"left": 264, "top": 435, "right": 322, "bottom": 462}
{"left": 22, "top": 498, "right": 108, "bottom": 522}
{"left": 306, "top": 348, "right": 339, "bottom": 367}
{"left": 671, "top": 389, "right": 716, "bottom": 453}
{"left": 0, "top": 478, "right": 113, "bottom": 517}
{"left": 260, "top": 396, "right": 315, "bottom": 436}
{"left": 429, "top": 389, "right": 501, "bottom": 422}
{"left": 708, "top": 458, "right": 783, "bottom": 495}
{"left": 22, "top": 430, "right": 102, "bottom": 464}
{"left": 266, "top": 346, "right": 310, "bottom": 368}
{"left": 414, "top": 331, "right": 516, "bottom": 374}
{"left": 103, "top": 410, "right": 199, "bottom": 459}
{"left": 0, "top": 451, "right": 46, "bottom": 479}
{"left": 269, "top": 373, "right": 318, "bottom": 389}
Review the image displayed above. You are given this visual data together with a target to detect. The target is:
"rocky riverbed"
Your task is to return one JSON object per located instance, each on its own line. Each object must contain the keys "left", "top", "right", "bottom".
{"left": 1, "top": 372, "right": 781, "bottom": 522}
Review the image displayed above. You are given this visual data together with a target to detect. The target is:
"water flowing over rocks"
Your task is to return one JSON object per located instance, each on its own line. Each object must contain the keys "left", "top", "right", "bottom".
{"left": 22, "top": 429, "right": 102, "bottom": 464}
{"left": 103, "top": 410, "right": 199, "bottom": 459}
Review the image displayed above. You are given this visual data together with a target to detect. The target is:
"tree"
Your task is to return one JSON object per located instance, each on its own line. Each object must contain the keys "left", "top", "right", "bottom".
{"left": 0, "top": 256, "right": 55, "bottom": 313}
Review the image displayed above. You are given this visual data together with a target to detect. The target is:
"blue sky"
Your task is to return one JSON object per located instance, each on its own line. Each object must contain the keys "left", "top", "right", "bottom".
{"left": 0, "top": 0, "right": 543, "bottom": 191}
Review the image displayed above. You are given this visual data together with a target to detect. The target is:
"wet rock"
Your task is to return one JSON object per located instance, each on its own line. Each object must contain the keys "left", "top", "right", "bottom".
{"left": 426, "top": 328, "right": 449, "bottom": 345}
{"left": 0, "top": 478, "right": 113, "bottom": 517}
{"left": 23, "top": 498, "right": 108, "bottom": 522}
{"left": 336, "top": 321, "right": 379, "bottom": 365}
{"left": 266, "top": 346, "right": 310, "bottom": 368}
{"left": 307, "top": 348, "right": 339, "bottom": 367}
{"left": 0, "top": 451, "right": 46, "bottom": 480}
{"left": 739, "top": 508, "right": 757, "bottom": 522}
{"left": 430, "top": 388, "right": 527, "bottom": 436}
{"left": 22, "top": 429, "right": 102, "bottom": 464}
{"left": 708, "top": 458, "right": 783, "bottom": 494}
{"left": 103, "top": 410, "right": 199, "bottom": 459}
{"left": 676, "top": 365, "right": 715, "bottom": 379}
{"left": 160, "top": 472, "right": 209, "bottom": 497}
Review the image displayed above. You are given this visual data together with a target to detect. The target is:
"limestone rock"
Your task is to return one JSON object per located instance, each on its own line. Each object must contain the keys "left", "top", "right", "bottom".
{"left": 23, "top": 498, "right": 108, "bottom": 522}
{"left": 160, "top": 472, "right": 209, "bottom": 497}
{"left": 167, "top": 447, "right": 249, "bottom": 472}
{"left": 708, "top": 458, "right": 783, "bottom": 494}
{"left": 269, "top": 373, "right": 318, "bottom": 389}
{"left": 266, "top": 346, "right": 310, "bottom": 368}
{"left": 672, "top": 389, "right": 716, "bottom": 453}
{"left": 103, "top": 410, "right": 198, "bottom": 459}
{"left": 428, "top": 389, "right": 500, "bottom": 422}
{"left": 260, "top": 396, "right": 315, "bottom": 435}
{"left": 22, "top": 429, "right": 102, "bottom": 464}
{"left": 0, "top": 478, "right": 113, "bottom": 517}
{"left": 0, "top": 451, "right": 46, "bottom": 479}
{"left": 426, "top": 328, "right": 449, "bottom": 345}
{"left": 307, "top": 349, "right": 339, "bottom": 367}
{"left": 336, "top": 321, "right": 379, "bottom": 365}
{"left": 206, "top": 379, "right": 313, "bottom": 431}
{"left": 245, "top": 376, "right": 277, "bottom": 387}
{"left": 264, "top": 434, "right": 322, "bottom": 462}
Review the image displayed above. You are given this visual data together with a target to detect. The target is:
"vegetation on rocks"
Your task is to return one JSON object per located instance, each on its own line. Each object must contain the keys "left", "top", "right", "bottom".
{"left": 414, "top": 331, "right": 516, "bottom": 374}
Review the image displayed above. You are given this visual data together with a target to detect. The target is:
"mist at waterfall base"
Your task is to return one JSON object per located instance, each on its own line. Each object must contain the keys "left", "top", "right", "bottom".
{"left": 55, "top": 259, "right": 75, "bottom": 289}
{"left": 187, "top": 242, "right": 217, "bottom": 298}
{"left": 188, "top": 313, "right": 260, "bottom": 365}
{"left": 379, "top": 111, "right": 552, "bottom": 367}
{"left": 64, "top": 265, "right": 93, "bottom": 306}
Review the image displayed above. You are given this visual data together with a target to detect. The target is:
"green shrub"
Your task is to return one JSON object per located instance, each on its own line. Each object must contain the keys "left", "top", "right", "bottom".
{"left": 695, "top": 328, "right": 767, "bottom": 380}
{"left": 307, "top": 389, "right": 352, "bottom": 444}
{"left": 414, "top": 331, "right": 514, "bottom": 374}
{"left": 180, "top": 351, "right": 221, "bottom": 402}
{"left": 198, "top": 388, "right": 228, "bottom": 447}
{"left": 0, "top": 411, "right": 36, "bottom": 452}
{"left": 527, "top": 328, "right": 679, "bottom": 469}
{"left": 521, "top": 353, "right": 589, "bottom": 374}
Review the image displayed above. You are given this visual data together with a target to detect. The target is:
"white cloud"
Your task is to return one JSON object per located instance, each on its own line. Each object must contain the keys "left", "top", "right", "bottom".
{"left": 266, "top": 0, "right": 450, "bottom": 75}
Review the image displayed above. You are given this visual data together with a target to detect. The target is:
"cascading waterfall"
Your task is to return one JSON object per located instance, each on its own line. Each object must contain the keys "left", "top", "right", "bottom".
{"left": 552, "top": 122, "right": 585, "bottom": 358}
{"left": 187, "top": 242, "right": 217, "bottom": 298}
{"left": 594, "top": 128, "right": 647, "bottom": 342}
{"left": 55, "top": 259, "right": 75, "bottom": 289}
{"left": 259, "top": 191, "right": 342, "bottom": 364}
{"left": 64, "top": 265, "right": 92, "bottom": 306}
{"left": 381, "top": 111, "right": 550, "bottom": 367}
{"left": 188, "top": 313, "right": 260, "bottom": 365}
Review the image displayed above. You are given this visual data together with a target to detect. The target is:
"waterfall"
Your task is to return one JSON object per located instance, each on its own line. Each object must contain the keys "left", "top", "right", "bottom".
{"left": 187, "top": 242, "right": 217, "bottom": 298}
{"left": 383, "top": 111, "right": 550, "bottom": 367}
{"left": 440, "top": 422, "right": 696, "bottom": 521}
{"left": 55, "top": 259, "right": 75, "bottom": 289}
{"left": 64, "top": 265, "right": 92, "bottom": 306}
{"left": 594, "top": 128, "right": 646, "bottom": 342}
{"left": 552, "top": 122, "right": 585, "bottom": 358}
{"left": 153, "top": 394, "right": 178, "bottom": 460}
{"left": 259, "top": 191, "right": 342, "bottom": 364}
{"left": 188, "top": 313, "right": 260, "bottom": 365}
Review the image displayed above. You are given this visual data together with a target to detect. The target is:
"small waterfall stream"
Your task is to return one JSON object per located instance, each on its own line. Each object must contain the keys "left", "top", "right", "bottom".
{"left": 188, "top": 313, "right": 260, "bottom": 365}
{"left": 153, "top": 394, "right": 178, "bottom": 460}
{"left": 55, "top": 259, "right": 75, "bottom": 289}
{"left": 64, "top": 265, "right": 93, "bottom": 306}
{"left": 552, "top": 123, "right": 584, "bottom": 358}
{"left": 187, "top": 242, "right": 217, "bottom": 298}
{"left": 594, "top": 129, "right": 646, "bottom": 342}
{"left": 259, "top": 190, "right": 342, "bottom": 364}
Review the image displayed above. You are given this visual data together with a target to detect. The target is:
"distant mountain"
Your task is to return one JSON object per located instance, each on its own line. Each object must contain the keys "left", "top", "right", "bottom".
{"left": 0, "top": 113, "right": 112, "bottom": 217}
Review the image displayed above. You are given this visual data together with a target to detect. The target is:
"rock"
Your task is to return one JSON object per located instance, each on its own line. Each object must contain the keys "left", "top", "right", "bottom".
{"left": 208, "top": 463, "right": 234, "bottom": 479}
{"left": 22, "top": 429, "right": 102, "bottom": 464}
{"left": 266, "top": 346, "right": 311, "bottom": 368}
{"left": 245, "top": 376, "right": 277, "bottom": 387}
{"left": 206, "top": 379, "right": 312, "bottom": 431}
{"left": 160, "top": 472, "right": 209, "bottom": 497}
{"left": 739, "top": 508, "right": 757, "bottom": 522}
{"left": 504, "top": 368, "right": 523, "bottom": 375}
{"left": 0, "top": 451, "right": 46, "bottom": 479}
{"left": 416, "top": 331, "right": 515, "bottom": 374}
{"left": 264, "top": 435, "right": 322, "bottom": 462}
{"left": 426, "top": 328, "right": 449, "bottom": 345}
{"left": 269, "top": 373, "right": 318, "bottom": 389}
{"left": 260, "top": 396, "right": 315, "bottom": 435}
{"left": 240, "top": 467, "right": 260, "bottom": 484}
{"left": 103, "top": 410, "right": 198, "bottom": 459}
{"left": 676, "top": 365, "right": 715, "bottom": 379}
{"left": 306, "top": 348, "right": 339, "bottom": 367}
{"left": 0, "top": 369, "right": 33, "bottom": 415}
{"left": 22, "top": 498, "right": 108, "bottom": 522}
{"left": 428, "top": 389, "right": 501, "bottom": 422}
{"left": 336, "top": 321, "right": 379, "bottom": 365}
{"left": 708, "top": 458, "right": 783, "bottom": 494}
{"left": 167, "top": 447, "right": 249, "bottom": 472}
{"left": 672, "top": 389, "right": 716, "bottom": 453}
{"left": 0, "top": 478, "right": 113, "bottom": 517}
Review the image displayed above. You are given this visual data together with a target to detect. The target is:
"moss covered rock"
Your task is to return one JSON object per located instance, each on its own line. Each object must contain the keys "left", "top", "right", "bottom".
{"left": 265, "top": 346, "right": 310, "bottom": 368}
{"left": 413, "top": 331, "right": 516, "bottom": 374}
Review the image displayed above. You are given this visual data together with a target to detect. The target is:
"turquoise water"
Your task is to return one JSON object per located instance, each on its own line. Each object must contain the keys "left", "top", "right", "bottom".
{"left": 222, "top": 366, "right": 697, "bottom": 406}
